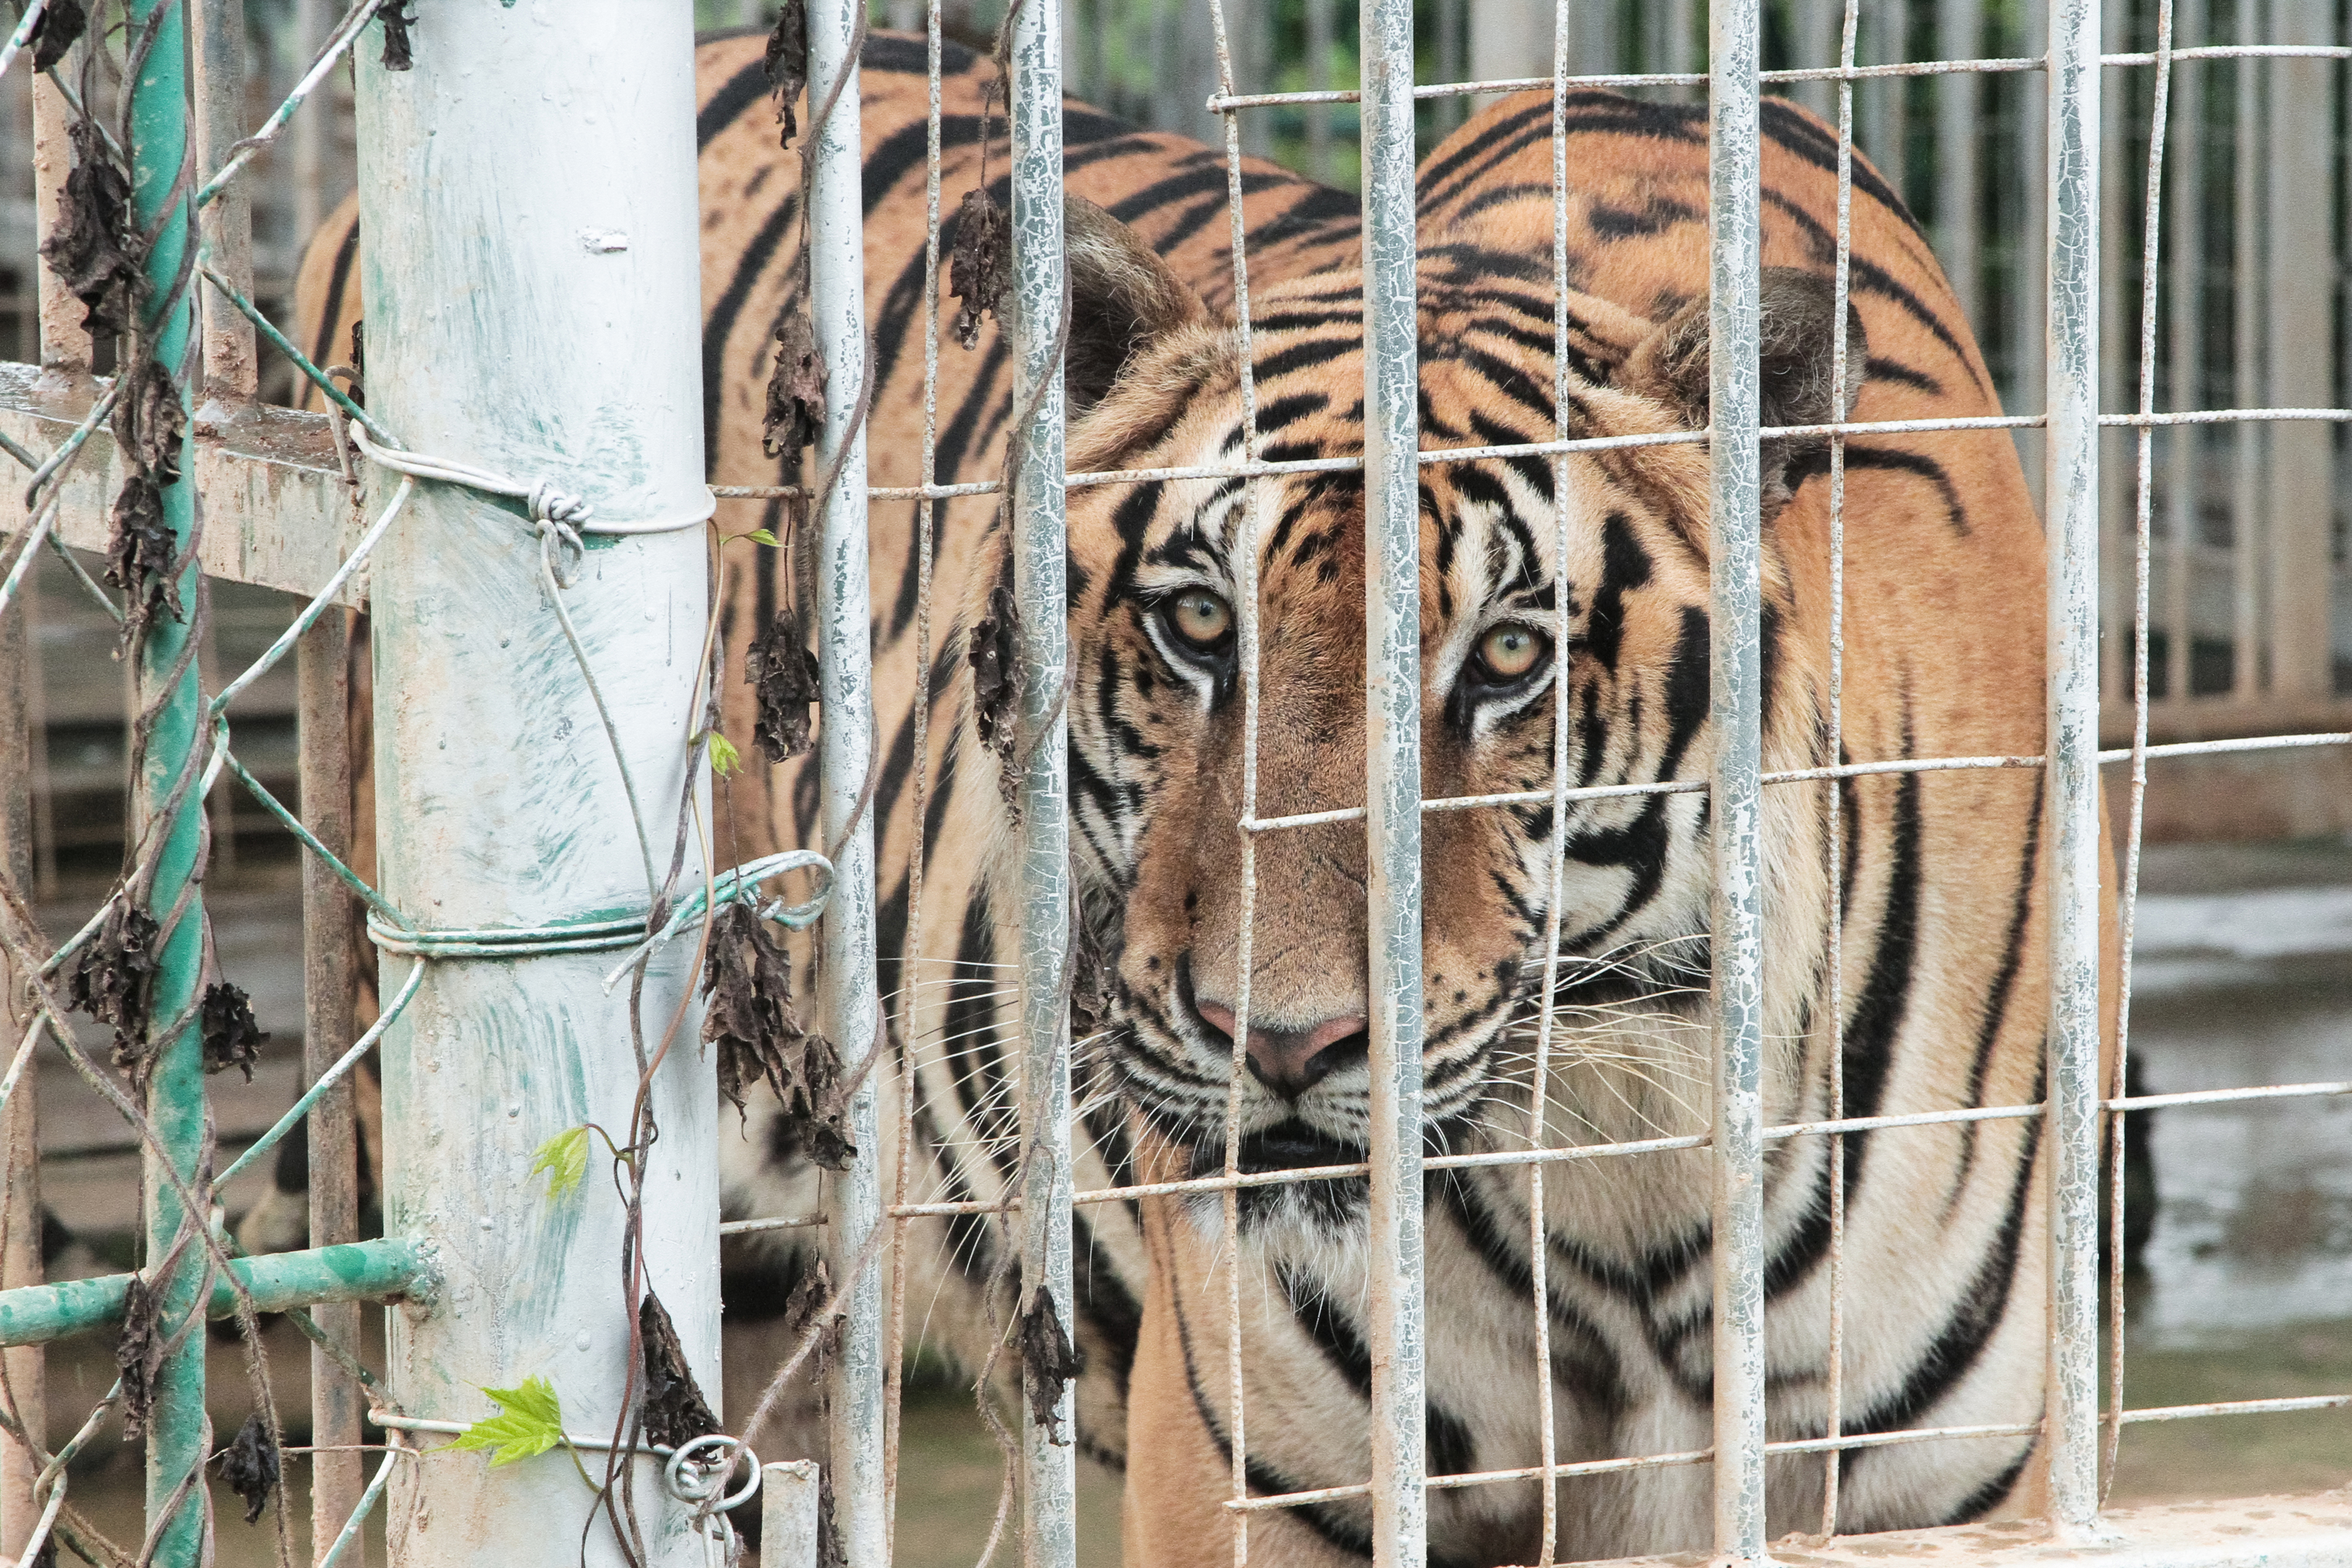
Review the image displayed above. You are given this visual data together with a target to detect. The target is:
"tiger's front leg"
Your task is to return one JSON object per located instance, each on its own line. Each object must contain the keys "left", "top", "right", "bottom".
{"left": 1124, "top": 1188, "right": 1376, "bottom": 1568}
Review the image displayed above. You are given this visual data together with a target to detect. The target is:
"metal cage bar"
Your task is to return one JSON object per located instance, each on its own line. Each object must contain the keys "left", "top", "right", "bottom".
{"left": 1705, "top": 0, "right": 1769, "bottom": 1556}
{"left": 1008, "top": 0, "right": 1079, "bottom": 1561}
{"left": 1360, "top": 0, "right": 1429, "bottom": 1561}
{"left": 2042, "top": 0, "right": 2109, "bottom": 1540}
{"left": 808, "top": 3, "right": 889, "bottom": 1565}
{"left": 123, "top": 1, "right": 212, "bottom": 1556}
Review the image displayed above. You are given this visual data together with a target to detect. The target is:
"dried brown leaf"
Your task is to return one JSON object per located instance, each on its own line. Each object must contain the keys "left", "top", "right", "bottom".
{"left": 200, "top": 981, "right": 267, "bottom": 1082}
{"left": 65, "top": 903, "right": 160, "bottom": 1081}
{"left": 1068, "top": 928, "right": 1110, "bottom": 1043}
{"left": 702, "top": 902, "right": 797, "bottom": 1117}
{"left": 950, "top": 188, "right": 1009, "bottom": 350}
{"left": 38, "top": 119, "right": 135, "bottom": 342}
{"left": 212, "top": 1412, "right": 279, "bottom": 1524}
{"left": 116, "top": 1273, "right": 165, "bottom": 1442}
{"left": 764, "top": 0, "right": 809, "bottom": 148}
{"left": 1018, "top": 1289, "right": 1085, "bottom": 1446}
{"left": 968, "top": 581, "right": 1022, "bottom": 801}
{"left": 744, "top": 610, "right": 820, "bottom": 763}
{"left": 817, "top": 1468, "right": 847, "bottom": 1568}
{"left": 113, "top": 356, "right": 187, "bottom": 484}
{"left": 29, "top": 0, "right": 88, "bottom": 73}
{"left": 793, "top": 1029, "right": 855, "bottom": 1170}
{"left": 636, "top": 1294, "right": 721, "bottom": 1453}
{"left": 105, "top": 475, "right": 181, "bottom": 635}
{"left": 379, "top": 1, "right": 417, "bottom": 70}
{"left": 762, "top": 311, "right": 826, "bottom": 458}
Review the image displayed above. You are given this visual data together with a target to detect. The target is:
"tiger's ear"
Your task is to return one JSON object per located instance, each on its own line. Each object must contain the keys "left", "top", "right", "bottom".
{"left": 1061, "top": 195, "right": 1211, "bottom": 415}
{"left": 1617, "top": 267, "right": 1867, "bottom": 520}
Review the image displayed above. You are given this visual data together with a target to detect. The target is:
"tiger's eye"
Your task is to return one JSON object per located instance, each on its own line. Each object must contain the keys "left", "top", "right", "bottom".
{"left": 1166, "top": 589, "right": 1233, "bottom": 648}
{"left": 1476, "top": 622, "right": 1546, "bottom": 681}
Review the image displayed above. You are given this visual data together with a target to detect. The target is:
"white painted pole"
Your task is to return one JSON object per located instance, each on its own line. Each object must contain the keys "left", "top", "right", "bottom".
{"left": 2042, "top": 0, "right": 2108, "bottom": 1540}
{"left": 1361, "top": 0, "right": 1427, "bottom": 1560}
{"left": 806, "top": 2, "right": 887, "bottom": 1567}
{"left": 352, "top": 6, "right": 717, "bottom": 1565}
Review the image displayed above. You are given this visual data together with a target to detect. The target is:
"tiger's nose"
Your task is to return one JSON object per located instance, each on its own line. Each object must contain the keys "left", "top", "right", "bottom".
{"left": 1196, "top": 1003, "right": 1372, "bottom": 1101}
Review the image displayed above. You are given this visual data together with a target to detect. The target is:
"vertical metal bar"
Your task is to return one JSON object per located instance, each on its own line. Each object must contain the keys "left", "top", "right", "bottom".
{"left": 191, "top": 0, "right": 258, "bottom": 409}
{"left": 1306, "top": 0, "right": 1333, "bottom": 181}
{"left": 292, "top": 0, "right": 328, "bottom": 240}
{"left": 2017, "top": 0, "right": 2050, "bottom": 506}
{"left": 806, "top": 1, "right": 886, "bottom": 1565}
{"left": 2262, "top": 0, "right": 2332, "bottom": 699}
{"left": 1240, "top": 0, "right": 1273, "bottom": 154}
{"left": 1437, "top": 0, "right": 1466, "bottom": 131}
{"left": 1816, "top": 0, "right": 1862, "bottom": 1534}
{"left": 1859, "top": 0, "right": 1898, "bottom": 189}
{"left": 1706, "top": 0, "right": 1766, "bottom": 1555}
{"left": 2041, "top": 0, "right": 2105, "bottom": 1539}
{"left": 1205, "top": 10, "right": 1265, "bottom": 1566}
{"left": 124, "top": 0, "right": 211, "bottom": 1557}
{"left": 761, "top": 1461, "right": 822, "bottom": 1568}
{"left": 2161, "top": 0, "right": 2203, "bottom": 710}
{"left": 298, "top": 613, "right": 364, "bottom": 1568}
{"left": 2095, "top": 0, "right": 2129, "bottom": 706}
{"left": 2105, "top": 0, "right": 2176, "bottom": 1496}
{"left": 1361, "top": 0, "right": 1425, "bottom": 1559}
{"left": 1936, "top": 0, "right": 1983, "bottom": 335}
{"left": 30, "top": 46, "right": 90, "bottom": 372}
{"left": 353, "top": 4, "right": 716, "bottom": 1564}
{"left": 1797, "top": 0, "right": 1839, "bottom": 118}
{"left": 1006, "top": 1, "right": 1075, "bottom": 1566}
{"left": 1527, "top": 6, "right": 1578, "bottom": 1558}
{"left": 2226, "top": 19, "right": 2259, "bottom": 698}
{"left": 0, "top": 527, "right": 44, "bottom": 1567}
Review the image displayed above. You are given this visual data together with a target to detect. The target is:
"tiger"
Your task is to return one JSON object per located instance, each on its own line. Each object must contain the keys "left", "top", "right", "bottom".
{"left": 266, "top": 18, "right": 1358, "bottom": 1458}
{"left": 282, "top": 27, "right": 2118, "bottom": 1566}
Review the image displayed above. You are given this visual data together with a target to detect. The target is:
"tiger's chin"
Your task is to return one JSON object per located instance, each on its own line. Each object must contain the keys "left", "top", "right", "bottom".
{"left": 1175, "top": 1118, "right": 1373, "bottom": 1238}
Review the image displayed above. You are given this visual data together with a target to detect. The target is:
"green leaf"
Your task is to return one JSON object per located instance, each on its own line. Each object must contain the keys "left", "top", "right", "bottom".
{"left": 449, "top": 1375, "right": 565, "bottom": 1467}
{"left": 707, "top": 731, "right": 741, "bottom": 778}
{"left": 746, "top": 528, "right": 780, "bottom": 547}
{"left": 529, "top": 1126, "right": 589, "bottom": 1201}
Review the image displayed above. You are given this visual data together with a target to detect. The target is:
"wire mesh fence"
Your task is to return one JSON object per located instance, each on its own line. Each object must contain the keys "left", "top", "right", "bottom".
{"left": 0, "top": 1, "right": 2348, "bottom": 1568}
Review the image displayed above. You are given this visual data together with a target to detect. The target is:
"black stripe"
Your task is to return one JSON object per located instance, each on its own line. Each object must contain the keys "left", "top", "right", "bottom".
{"left": 311, "top": 218, "right": 361, "bottom": 373}
{"left": 1837, "top": 730, "right": 1924, "bottom": 1192}
{"left": 1954, "top": 773, "right": 2042, "bottom": 1192}
{"left": 696, "top": 56, "right": 769, "bottom": 152}
{"left": 1943, "top": 1445, "right": 2035, "bottom": 1524}
{"left": 702, "top": 191, "right": 798, "bottom": 466}
{"left": 1847, "top": 1094, "right": 2042, "bottom": 1441}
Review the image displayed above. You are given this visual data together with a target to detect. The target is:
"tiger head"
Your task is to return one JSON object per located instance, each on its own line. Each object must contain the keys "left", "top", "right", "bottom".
{"left": 976, "top": 196, "right": 1861, "bottom": 1232}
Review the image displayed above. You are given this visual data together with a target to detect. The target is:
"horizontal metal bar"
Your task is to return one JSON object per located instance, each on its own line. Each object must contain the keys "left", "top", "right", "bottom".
{"left": 2107, "top": 1080, "right": 2352, "bottom": 1114}
{"left": 0, "top": 1238, "right": 429, "bottom": 1347}
{"left": 1205, "top": 45, "right": 2352, "bottom": 110}
{"left": 369, "top": 1412, "right": 717, "bottom": 1457}
{"left": 711, "top": 403, "right": 2352, "bottom": 510}
{"left": 1244, "top": 731, "right": 2352, "bottom": 834}
{"left": 0, "top": 363, "right": 361, "bottom": 604}
{"left": 1530, "top": 1493, "right": 2352, "bottom": 1568}
{"left": 2118, "top": 1396, "right": 2352, "bottom": 1423}
{"left": 1225, "top": 1421, "right": 2043, "bottom": 1512}
{"left": 717, "top": 1214, "right": 828, "bottom": 1235}
{"left": 830, "top": 1071, "right": 2352, "bottom": 1225}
